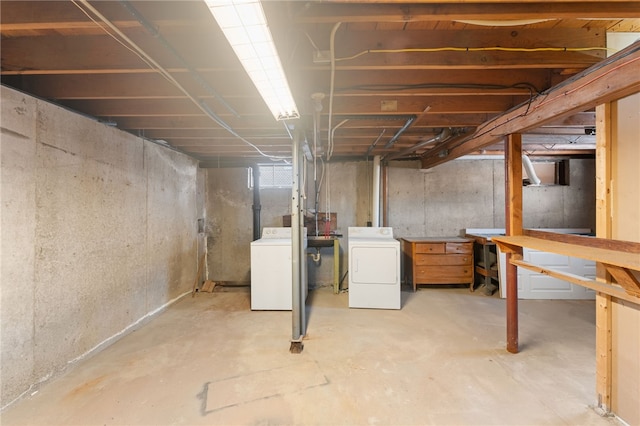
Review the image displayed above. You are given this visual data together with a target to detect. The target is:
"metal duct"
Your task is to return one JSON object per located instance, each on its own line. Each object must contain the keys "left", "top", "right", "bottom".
{"left": 384, "top": 116, "right": 417, "bottom": 149}
{"left": 384, "top": 128, "right": 452, "bottom": 161}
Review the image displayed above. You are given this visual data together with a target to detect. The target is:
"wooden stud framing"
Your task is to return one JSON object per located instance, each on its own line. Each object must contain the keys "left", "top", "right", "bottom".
{"left": 595, "top": 102, "right": 613, "bottom": 413}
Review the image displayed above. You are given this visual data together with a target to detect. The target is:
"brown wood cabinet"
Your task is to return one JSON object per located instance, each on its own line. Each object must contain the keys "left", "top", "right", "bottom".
{"left": 401, "top": 237, "right": 474, "bottom": 291}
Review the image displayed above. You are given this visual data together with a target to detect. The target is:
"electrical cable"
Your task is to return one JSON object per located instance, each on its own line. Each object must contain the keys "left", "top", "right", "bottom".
{"left": 327, "top": 22, "right": 342, "bottom": 161}
{"left": 338, "top": 82, "right": 540, "bottom": 94}
{"left": 329, "top": 119, "right": 349, "bottom": 159}
{"left": 118, "top": 0, "right": 239, "bottom": 118}
{"left": 471, "top": 44, "right": 640, "bottom": 143}
{"left": 334, "top": 46, "right": 615, "bottom": 62}
{"left": 71, "top": 0, "right": 291, "bottom": 161}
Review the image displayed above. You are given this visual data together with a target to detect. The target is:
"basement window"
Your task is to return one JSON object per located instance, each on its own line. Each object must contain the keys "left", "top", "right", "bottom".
{"left": 249, "top": 164, "right": 293, "bottom": 189}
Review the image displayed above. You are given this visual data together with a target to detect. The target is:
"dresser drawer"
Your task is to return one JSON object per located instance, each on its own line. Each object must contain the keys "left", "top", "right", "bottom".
{"left": 415, "top": 254, "right": 471, "bottom": 266}
{"left": 415, "top": 266, "right": 473, "bottom": 283}
{"left": 446, "top": 242, "right": 472, "bottom": 254}
{"left": 415, "top": 243, "right": 445, "bottom": 254}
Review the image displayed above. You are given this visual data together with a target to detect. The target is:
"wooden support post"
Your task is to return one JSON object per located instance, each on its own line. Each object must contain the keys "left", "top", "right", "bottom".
{"left": 595, "top": 102, "right": 613, "bottom": 412}
{"left": 505, "top": 133, "right": 523, "bottom": 354}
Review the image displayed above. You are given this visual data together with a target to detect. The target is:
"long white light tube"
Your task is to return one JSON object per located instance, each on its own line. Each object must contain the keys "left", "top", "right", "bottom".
{"left": 205, "top": 0, "right": 299, "bottom": 121}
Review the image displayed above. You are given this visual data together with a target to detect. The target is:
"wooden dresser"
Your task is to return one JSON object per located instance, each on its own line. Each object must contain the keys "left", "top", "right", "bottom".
{"left": 401, "top": 237, "right": 474, "bottom": 291}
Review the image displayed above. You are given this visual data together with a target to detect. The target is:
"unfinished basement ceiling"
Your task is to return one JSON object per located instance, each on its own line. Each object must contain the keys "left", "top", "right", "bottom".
{"left": 1, "top": 1, "right": 639, "bottom": 166}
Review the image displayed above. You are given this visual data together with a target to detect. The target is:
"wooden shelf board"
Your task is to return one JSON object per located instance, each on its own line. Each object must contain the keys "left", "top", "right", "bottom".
{"left": 511, "top": 259, "right": 637, "bottom": 304}
{"left": 492, "top": 235, "right": 640, "bottom": 272}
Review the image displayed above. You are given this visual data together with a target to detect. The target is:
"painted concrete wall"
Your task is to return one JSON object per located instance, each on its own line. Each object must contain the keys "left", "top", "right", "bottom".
{"left": 204, "top": 167, "right": 255, "bottom": 283}
{"left": 0, "top": 86, "right": 199, "bottom": 407}
{"left": 389, "top": 158, "right": 595, "bottom": 238}
{"left": 204, "top": 157, "right": 595, "bottom": 288}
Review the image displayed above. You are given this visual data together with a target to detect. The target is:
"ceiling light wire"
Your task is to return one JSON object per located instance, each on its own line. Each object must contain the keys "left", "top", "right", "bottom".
{"left": 71, "top": 0, "right": 289, "bottom": 161}
{"left": 118, "top": 0, "right": 240, "bottom": 118}
{"left": 327, "top": 22, "right": 342, "bottom": 161}
{"left": 335, "top": 46, "right": 615, "bottom": 62}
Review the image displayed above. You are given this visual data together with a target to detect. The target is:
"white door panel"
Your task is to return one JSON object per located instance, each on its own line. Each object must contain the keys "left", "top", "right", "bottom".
{"left": 499, "top": 247, "right": 596, "bottom": 300}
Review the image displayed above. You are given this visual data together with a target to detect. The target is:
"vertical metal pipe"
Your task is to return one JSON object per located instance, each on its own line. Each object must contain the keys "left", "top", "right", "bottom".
{"left": 290, "top": 128, "right": 304, "bottom": 352}
{"left": 252, "top": 165, "right": 261, "bottom": 241}
{"left": 381, "top": 161, "right": 389, "bottom": 227}
{"left": 372, "top": 155, "right": 381, "bottom": 227}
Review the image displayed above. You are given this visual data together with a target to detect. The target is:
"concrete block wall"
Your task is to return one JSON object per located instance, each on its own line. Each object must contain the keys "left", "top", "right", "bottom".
{"left": 1, "top": 86, "right": 199, "bottom": 407}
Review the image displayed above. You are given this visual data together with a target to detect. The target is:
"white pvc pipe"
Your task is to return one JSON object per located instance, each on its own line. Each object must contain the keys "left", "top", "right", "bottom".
{"left": 372, "top": 155, "right": 381, "bottom": 227}
{"left": 522, "top": 155, "right": 541, "bottom": 186}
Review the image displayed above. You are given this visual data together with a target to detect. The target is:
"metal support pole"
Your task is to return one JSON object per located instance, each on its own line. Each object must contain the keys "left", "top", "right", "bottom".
{"left": 372, "top": 155, "right": 381, "bottom": 227}
{"left": 290, "top": 127, "right": 305, "bottom": 353}
{"left": 381, "top": 161, "right": 389, "bottom": 227}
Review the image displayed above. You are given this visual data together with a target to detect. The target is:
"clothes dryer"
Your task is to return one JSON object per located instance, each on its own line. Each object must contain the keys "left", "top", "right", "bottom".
{"left": 348, "top": 227, "right": 401, "bottom": 309}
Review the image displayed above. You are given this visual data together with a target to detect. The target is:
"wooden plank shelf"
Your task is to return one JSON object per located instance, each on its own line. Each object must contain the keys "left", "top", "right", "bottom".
{"left": 492, "top": 230, "right": 640, "bottom": 301}
{"left": 510, "top": 259, "right": 637, "bottom": 304}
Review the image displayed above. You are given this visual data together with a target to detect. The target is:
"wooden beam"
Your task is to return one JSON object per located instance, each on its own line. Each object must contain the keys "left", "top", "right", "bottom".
{"left": 595, "top": 292, "right": 613, "bottom": 413}
{"left": 294, "top": 3, "right": 640, "bottom": 24}
{"left": 0, "top": 1, "right": 210, "bottom": 27}
{"left": 523, "top": 229, "right": 640, "bottom": 253}
{"left": 604, "top": 265, "right": 640, "bottom": 297}
{"left": 60, "top": 98, "right": 271, "bottom": 117}
{"left": 330, "top": 96, "right": 525, "bottom": 114}
{"left": 1, "top": 73, "right": 255, "bottom": 98}
{"left": 505, "top": 133, "right": 522, "bottom": 354}
{"left": 0, "top": 33, "right": 238, "bottom": 73}
{"left": 421, "top": 40, "right": 640, "bottom": 169}
{"left": 108, "top": 116, "right": 282, "bottom": 130}
{"left": 308, "top": 69, "right": 553, "bottom": 93}
{"left": 510, "top": 259, "right": 637, "bottom": 304}
{"left": 329, "top": 28, "right": 604, "bottom": 69}
{"left": 594, "top": 102, "right": 613, "bottom": 413}
{"left": 494, "top": 235, "right": 640, "bottom": 270}
{"left": 313, "top": 53, "right": 599, "bottom": 69}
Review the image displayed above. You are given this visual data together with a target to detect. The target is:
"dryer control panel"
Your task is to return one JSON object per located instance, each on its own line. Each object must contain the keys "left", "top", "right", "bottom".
{"left": 348, "top": 227, "right": 394, "bottom": 239}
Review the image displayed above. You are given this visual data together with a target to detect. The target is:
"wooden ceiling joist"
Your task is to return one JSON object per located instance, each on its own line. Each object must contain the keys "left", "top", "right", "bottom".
{"left": 293, "top": 3, "right": 640, "bottom": 24}
{"left": 421, "top": 40, "right": 640, "bottom": 169}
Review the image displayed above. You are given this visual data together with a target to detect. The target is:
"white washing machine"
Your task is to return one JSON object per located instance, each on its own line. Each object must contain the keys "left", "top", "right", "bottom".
{"left": 348, "top": 227, "right": 401, "bottom": 309}
{"left": 250, "top": 227, "right": 307, "bottom": 310}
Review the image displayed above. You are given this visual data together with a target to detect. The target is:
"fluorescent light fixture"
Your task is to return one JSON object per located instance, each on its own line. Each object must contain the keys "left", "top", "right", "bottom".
{"left": 205, "top": 0, "right": 299, "bottom": 121}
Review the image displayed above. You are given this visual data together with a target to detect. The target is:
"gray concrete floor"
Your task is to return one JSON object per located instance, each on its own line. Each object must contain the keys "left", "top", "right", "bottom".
{"left": 1, "top": 286, "right": 622, "bottom": 426}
